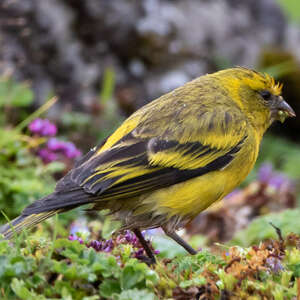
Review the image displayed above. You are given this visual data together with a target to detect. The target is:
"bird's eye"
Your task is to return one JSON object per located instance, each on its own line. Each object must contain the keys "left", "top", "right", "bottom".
{"left": 259, "top": 90, "right": 272, "bottom": 100}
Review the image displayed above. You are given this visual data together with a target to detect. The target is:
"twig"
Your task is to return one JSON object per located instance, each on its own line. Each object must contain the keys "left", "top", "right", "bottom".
{"left": 269, "top": 222, "right": 284, "bottom": 244}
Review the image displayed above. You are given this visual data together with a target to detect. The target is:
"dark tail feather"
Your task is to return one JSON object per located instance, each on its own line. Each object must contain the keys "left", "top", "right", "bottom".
{"left": 22, "top": 190, "right": 93, "bottom": 215}
{"left": 0, "top": 209, "right": 62, "bottom": 239}
{"left": 0, "top": 189, "right": 93, "bottom": 239}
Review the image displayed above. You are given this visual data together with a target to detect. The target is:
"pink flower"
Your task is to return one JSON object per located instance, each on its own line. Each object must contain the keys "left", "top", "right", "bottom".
{"left": 68, "top": 234, "right": 83, "bottom": 244}
{"left": 28, "top": 118, "right": 44, "bottom": 134}
{"left": 38, "top": 148, "right": 57, "bottom": 163}
{"left": 29, "top": 118, "right": 57, "bottom": 137}
{"left": 45, "top": 138, "right": 82, "bottom": 162}
{"left": 47, "top": 138, "right": 66, "bottom": 151}
{"left": 63, "top": 142, "right": 82, "bottom": 159}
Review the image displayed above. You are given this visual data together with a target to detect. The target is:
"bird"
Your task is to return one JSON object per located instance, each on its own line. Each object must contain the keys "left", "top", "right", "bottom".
{"left": 0, "top": 67, "right": 295, "bottom": 264}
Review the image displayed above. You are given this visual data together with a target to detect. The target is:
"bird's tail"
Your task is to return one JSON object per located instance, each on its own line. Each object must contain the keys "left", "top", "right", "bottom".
{"left": 0, "top": 209, "right": 63, "bottom": 239}
{"left": 0, "top": 185, "right": 93, "bottom": 239}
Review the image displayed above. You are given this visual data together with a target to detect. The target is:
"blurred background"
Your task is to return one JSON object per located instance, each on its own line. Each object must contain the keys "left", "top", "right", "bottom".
{"left": 1, "top": 0, "right": 300, "bottom": 252}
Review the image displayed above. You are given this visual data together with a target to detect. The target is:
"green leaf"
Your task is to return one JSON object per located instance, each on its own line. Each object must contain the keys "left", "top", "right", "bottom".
{"left": 102, "top": 216, "right": 121, "bottom": 239}
{"left": 121, "top": 265, "right": 145, "bottom": 290}
{"left": 277, "top": 0, "right": 300, "bottom": 23}
{"left": 54, "top": 238, "right": 86, "bottom": 260}
{"left": 83, "top": 296, "right": 100, "bottom": 300}
{"left": 179, "top": 276, "right": 206, "bottom": 288}
{"left": 61, "top": 286, "right": 73, "bottom": 300}
{"left": 113, "top": 289, "right": 156, "bottom": 300}
{"left": 230, "top": 209, "right": 300, "bottom": 247}
{"left": 144, "top": 269, "right": 159, "bottom": 285}
{"left": 287, "top": 263, "right": 300, "bottom": 277}
{"left": 11, "top": 278, "right": 33, "bottom": 300}
{"left": 43, "top": 161, "right": 65, "bottom": 173}
{"left": 100, "top": 279, "right": 121, "bottom": 298}
{"left": 152, "top": 235, "right": 186, "bottom": 258}
{"left": 0, "top": 241, "right": 9, "bottom": 254}
{"left": 11, "top": 278, "right": 46, "bottom": 300}
{"left": 0, "top": 78, "right": 33, "bottom": 107}
{"left": 10, "top": 83, "right": 34, "bottom": 107}
{"left": 92, "top": 254, "right": 121, "bottom": 278}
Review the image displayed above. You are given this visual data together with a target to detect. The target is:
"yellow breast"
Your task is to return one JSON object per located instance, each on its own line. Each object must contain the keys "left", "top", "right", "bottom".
{"left": 143, "top": 133, "right": 259, "bottom": 218}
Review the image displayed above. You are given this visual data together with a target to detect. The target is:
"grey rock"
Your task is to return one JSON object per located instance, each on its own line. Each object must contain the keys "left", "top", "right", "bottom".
{"left": 0, "top": 0, "right": 295, "bottom": 115}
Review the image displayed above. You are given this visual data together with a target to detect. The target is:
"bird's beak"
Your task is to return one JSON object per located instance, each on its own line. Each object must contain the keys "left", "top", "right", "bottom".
{"left": 276, "top": 97, "right": 296, "bottom": 123}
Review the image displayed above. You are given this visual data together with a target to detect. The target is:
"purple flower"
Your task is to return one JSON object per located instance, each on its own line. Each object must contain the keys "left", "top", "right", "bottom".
{"left": 46, "top": 138, "right": 81, "bottom": 160}
{"left": 68, "top": 234, "right": 83, "bottom": 244}
{"left": 258, "top": 163, "right": 273, "bottom": 183}
{"left": 258, "top": 163, "right": 294, "bottom": 192}
{"left": 38, "top": 148, "right": 57, "bottom": 163}
{"left": 124, "top": 230, "right": 137, "bottom": 244}
{"left": 88, "top": 240, "right": 102, "bottom": 251}
{"left": 268, "top": 174, "right": 286, "bottom": 190}
{"left": 29, "top": 118, "right": 44, "bottom": 134}
{"left": 69, "top": 219, "right": 89, "bottom": 237}
{"left": 134, "top": 248, "right": 144, "bottom": 258}
{"left": 29, "top": 118, "right": 57, "bottom": 137}
{"left": 40, "top": 119, "right": 57, "bottom": 136}
{"left": 47, "top": 138, "right": 65, "bottom": 151}
{"left": 103, "top": 239, "right": 114, "bottom": 252}
{"left": 266, "top": 257, "right": 284, "bottom": 273}
{"left": 134, "top": 247, "right": 159, "bottom": 258}
{"left": 63, "top": 142, "right": 82, "bottom": 159}
{"left": 68, "top": 234, "right": 76, "bottom": 241}
{"left": 88, "top": 239, "right": 114, "bottom": 252}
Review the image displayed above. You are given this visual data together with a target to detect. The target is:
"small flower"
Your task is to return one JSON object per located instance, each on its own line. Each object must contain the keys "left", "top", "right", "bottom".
{"left": 29, "top": 118, "right": 57, "bottom": 136}
{"left": 268, "top": 174, "right": 286, "bottom": 190}
{"left": 68, "top": 234, "right": 76, "bottom": 241}
{"left": 103, "top": 239, "right": 114, "bottom": 252}
{"left": 124, "top": 230, "right": 137, "bottom": 245}
{"left": 134, "top": 248, "right": 144, "bottom": 258}
{"left": 28, "top": 118, "right": 44, "bottom": 134}
{"left": 258, "top": 163, "right": 273, "bottom": 183}
{"left": 266, "top": 257, "right": 284, "bottom": 273}
{"left": 38, "top": 148, "right": 57, "bottom": 163}
{"left": 88, "top": 240, "right": 103, "bottom": 251}
{"left": 40, "top": 119, "right": 57, "bottom": 136}
{"left": 258, "top": 163, "right": 294, "bottom": 192}
{"left": 68, "top": 234, "right": 84, "bottom": 244}
{"left": 69, "top": 219, "right": 89, "bottom": 237}
{"left": 47, "top": 138, "right": 65, "bottom": 151}
{"left": 47, "top": 138, "right": 81, "bottom": 160}
{"left": 87, "top": 239, "right": 114, "bottom": 252}
{"left": 63, "top": 142, "right": 82, "bottom": 159}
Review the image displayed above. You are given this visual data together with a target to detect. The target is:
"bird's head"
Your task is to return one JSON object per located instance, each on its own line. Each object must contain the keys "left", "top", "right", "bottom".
{"left": 215, "top": 67, "right": 295, "bottom": 129}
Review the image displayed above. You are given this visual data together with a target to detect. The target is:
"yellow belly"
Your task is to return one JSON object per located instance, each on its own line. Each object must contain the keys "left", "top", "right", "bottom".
{"left": 143, "top": 144, "right": 258, "bottom": 218}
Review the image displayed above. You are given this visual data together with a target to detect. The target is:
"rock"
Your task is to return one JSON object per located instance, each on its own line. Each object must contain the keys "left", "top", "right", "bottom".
{"left": 0, "top": 0, "right": 295, "bottom": 116}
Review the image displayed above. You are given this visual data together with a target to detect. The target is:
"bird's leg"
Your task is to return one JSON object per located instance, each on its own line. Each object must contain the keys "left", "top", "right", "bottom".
{"left": 133, "top": 228, "right": 156, "bottom": 264}
{"left": 162, "top": 227, "right": 197, "bottom": 255}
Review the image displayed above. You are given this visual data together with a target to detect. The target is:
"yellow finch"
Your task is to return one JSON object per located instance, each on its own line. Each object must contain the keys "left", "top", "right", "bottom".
{"left": 0, "top": 67, "right": 295, "bottom": 263}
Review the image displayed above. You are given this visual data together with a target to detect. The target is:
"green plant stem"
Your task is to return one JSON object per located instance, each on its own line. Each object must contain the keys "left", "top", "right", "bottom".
{"left": 15, "top": 96, "right": 58, "bottom": 132}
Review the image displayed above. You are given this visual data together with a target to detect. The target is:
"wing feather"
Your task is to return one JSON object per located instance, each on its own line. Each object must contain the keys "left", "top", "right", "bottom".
{"left": 49, "top": 106, "right": 248, "bottom": 209}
